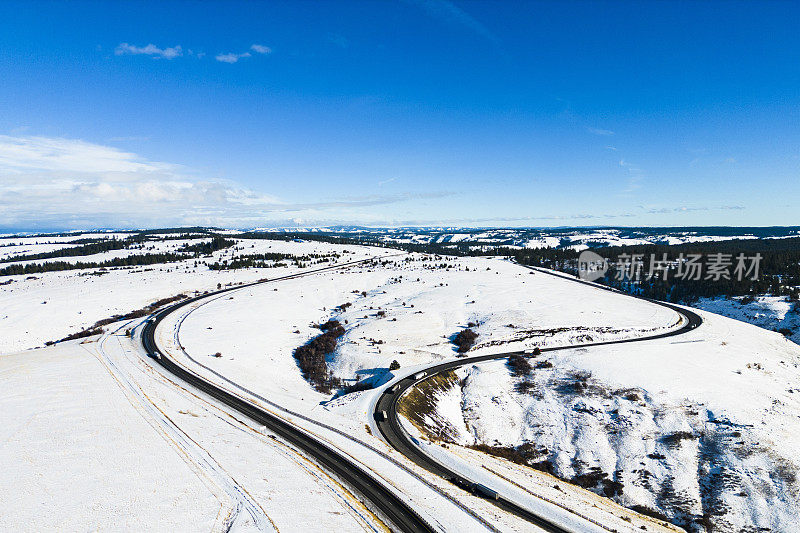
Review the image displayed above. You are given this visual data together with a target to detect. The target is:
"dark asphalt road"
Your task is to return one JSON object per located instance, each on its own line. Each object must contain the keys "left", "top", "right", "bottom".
{"left": 140, "top": 258, "right": 437, "bottom": 533}
{"left": 373, "top": 262, "right": 703, "bottom": 533}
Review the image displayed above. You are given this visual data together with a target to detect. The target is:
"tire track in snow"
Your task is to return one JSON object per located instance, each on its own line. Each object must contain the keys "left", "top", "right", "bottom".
{"left": 161, "top": 260, "right": 502, "bottom": 533}
{"left": 123, "top": 318, "right": 384, "bottom": 533}
{"left": 92, "top": 324, "right": 277, "bottom": 532}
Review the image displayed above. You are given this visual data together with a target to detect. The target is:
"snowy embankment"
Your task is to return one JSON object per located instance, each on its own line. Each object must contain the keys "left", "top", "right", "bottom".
{"left": 0, "top": 237, "right": 374, "bottom": 353}
{"left": 693, "top": 295, "right": 800, "bottom": 345}
{"left": 4, "top": 234, "right": 798, "bottom": 532}
{"left": 0, "top": 237, "right": 409, "bottom": 532}
{"left": 0, "top": 342, "right": 222, "bottom": 531}
{"left": 174, "top": 254, "right": 683, "bottom": 531}
{"left": 400, "top": 286, "right": 800, "bottom": 532}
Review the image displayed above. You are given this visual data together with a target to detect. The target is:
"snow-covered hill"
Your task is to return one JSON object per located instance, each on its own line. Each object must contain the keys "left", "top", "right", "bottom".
{"left": 250, "top": 226, "right": 800, "bottom": 251}
{"left": 693, "top": 295, "right": 800, "bottom": 345}
{"left": 3, "top": 233, "right": 799, "bottom": 532}
{"left": 174, "top": 251, "right": 800, "bottom": 531}
{"left": 394, "top": 283, "right": 800, "bottom": 532}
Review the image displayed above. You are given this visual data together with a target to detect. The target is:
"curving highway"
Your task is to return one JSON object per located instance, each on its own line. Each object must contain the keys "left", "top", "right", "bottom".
{"left": 140, "top": 259, "right": 437, "bottom": 533}
{"left": 136, "top": 254, "right": 702, "bottom": 533}
{"left": 373, "top": 262, "right": 703, "bottom": 532}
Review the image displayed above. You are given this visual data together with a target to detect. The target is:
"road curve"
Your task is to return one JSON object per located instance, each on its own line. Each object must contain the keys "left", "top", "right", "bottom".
{"left": 140, "top": 259, "right": 437, "bottom": 533}
{"left": 374, "top": 262, "right": 703, "bottom": 533}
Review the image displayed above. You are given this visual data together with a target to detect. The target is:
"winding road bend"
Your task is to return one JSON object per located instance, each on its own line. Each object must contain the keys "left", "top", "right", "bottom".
{"left": 140, "top": 258, "right": 437, "bottom": 533}
{"left": 138, "top": 255, "right": 702, "bottom": 533}
{"left": 373, "top": 261, "right": 702, "bottom": 533}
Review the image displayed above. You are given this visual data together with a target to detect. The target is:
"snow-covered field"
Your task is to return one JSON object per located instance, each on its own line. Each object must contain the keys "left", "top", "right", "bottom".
{"left": 0, "top": 237, "right": 213, "bottom": 268}
{"left": 0, "top": 232, "right": 135, "bottom": 261}
{"left": 264, "top": 226, "right": 799, "bottom": 251}
{"left": 2, "top": 233, "right": 799, "bottom": 532}
{"left": 693, "top": 295, "right": 800, "bottom": 345}
{"left": 0, "top": 342, "right": 220, "bottom": 531}
{"left": 0, "top": 333, "right": 396, "bottom": 532}
{"left": 172, "top": 251, "right": 800, "bottom": 531}
{"left": 0, "top": 237, "right": 380, "bottom": 353}
{"left": 171, "top": 254, "right": 688, "bottom": 531}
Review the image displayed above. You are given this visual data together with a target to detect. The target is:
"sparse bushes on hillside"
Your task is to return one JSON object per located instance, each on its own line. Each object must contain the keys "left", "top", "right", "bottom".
{"left": 508, "top": 354, "right": 532, "bottom": 376}
{"left": 661, "top": 431, "right": 695, "bottom": 447}
{"left": 294, "top": 320, "right": 346, "bottom": 393}
{"left": 318, "top": 319, "right": 342, "bottom": 332}
{"left": 468, "top": 442, "right": 550, "bottom": 470}
{"left": 515, "top": 380, "right": 537, "bottom": 395}
{"left": 51, "top": 326, "right": 104, "bottom": 343}
{"left": 453, "top": 328, "right": 479, "bottom": 352}
{"left": 45, "top": 293, "right": 188, "bottom": 345}
{"left": 571, "top": 467, "right": 624, "bottom": 498}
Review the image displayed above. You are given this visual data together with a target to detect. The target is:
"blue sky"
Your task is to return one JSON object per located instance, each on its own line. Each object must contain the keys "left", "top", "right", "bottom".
{"left": 0, "top": 0, "right": 798, "bottom": 231}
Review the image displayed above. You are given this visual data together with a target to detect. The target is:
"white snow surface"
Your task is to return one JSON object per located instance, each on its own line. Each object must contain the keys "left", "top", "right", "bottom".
{"left": 693, "top": 295, "right": 800, "bottom": 345}
{"left": 0, "top": 342, "right": 219, "bottom": 531}
{"left": 173, "top": 254, "right": 685, "bottom": 531}
{"left": 398, "top": 285, "right": 800, "bottom": 531}
{"left": 3, "top": 234, "right": 799, "bottom": 532}
{"left": 0, "top": 318, "right": 400, "bottom": 531}
{"left": 0, "top": 238, "right": 382, "bottom": 353}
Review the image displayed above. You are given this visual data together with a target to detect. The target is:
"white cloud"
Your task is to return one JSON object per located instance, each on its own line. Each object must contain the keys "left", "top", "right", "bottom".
{"left": 215, "top": 51, "right": 251, "bottom": 63}
{"left": 114, "top": 43, "right": 271, "bottom": 64}
{"left": 587, "top": 126, "right": 614, "bottom": 136}
{"left": 618, "top": 158, "right": 644, "bottom": 193}
{"left": 406, "top": 0, "right": 499, "bottom": 46}
{"left": 115, "top": 43, "right": 183, "bottom": 59}
{"left": 250, "top": 44, "right": 272, "bottom": 54}
{"left": 641, "top": 205, "right": 746, "bottom": 214}
{"left": 216, "top": 44, "right": 271, "bottom": 63}
{"left": 0, "top": 135, "right": 275, "bottom": 229}
{"left": 0, "top": 135, "right": 173, "bottom": 174}
{"left": 0, "top": 135, "right": 447, "bottom": 231}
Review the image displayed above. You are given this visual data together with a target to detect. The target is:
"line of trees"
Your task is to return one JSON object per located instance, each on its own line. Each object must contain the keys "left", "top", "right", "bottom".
{"left": 1, "top": 236, "right": 236, "bottom": 277}
{"left": 293, "top": 320, "right": 346, "bottom": 393}
{"left": 0, "top": 238, "right": 131, "bottom": 263}
{"left": 46, "top": 294, "right": 187, "bottom": 345}
{"left": 209, "top": 252, "right": 338, "bottom": 270}
{"left": 180, "top": 236, "right": 235, "bottom": 256}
